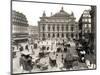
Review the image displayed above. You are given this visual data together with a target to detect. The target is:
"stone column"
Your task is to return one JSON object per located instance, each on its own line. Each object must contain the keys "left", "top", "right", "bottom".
{"left": 55, "top": 33, "right": 57, "bottom": 39}
{"left": 64, "top": 33, "right": 66, "bottom": 38}
{"left": 68, "top": 25, "right": 70, "bottom": 32}
{"left": 55, "top": 24, "right": 57, "bottom": 32}
{"left": 59, "top": 25, "right": 62, "bottom": 32}
{"left": 46, "top": 24, "right": 48, "bottom": 32}
{"left": 50, "top": 33, "right": 52, "bottom": 40}
{"left": 59, "top": 33, "right": 61, "bottom": 38}
{"left": 40, "top": 25, "right": 42, "bottom": 32}
{"left": 64, "top": 25, "right": 66, "bottom": 32}
{"left": 50, "top": 24, "right": 53, "bottom": 32}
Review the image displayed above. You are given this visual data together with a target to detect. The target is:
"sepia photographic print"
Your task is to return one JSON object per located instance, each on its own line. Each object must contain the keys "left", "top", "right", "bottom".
{"left": 11, "top": 0, "right": 96, "bottom": 74}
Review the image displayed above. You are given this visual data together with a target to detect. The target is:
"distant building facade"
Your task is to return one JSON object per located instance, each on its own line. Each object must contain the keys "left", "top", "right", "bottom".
{"left": 38, "top": 7, "right": 78, "bottom": 40}
{"left": 79, "top": 10, "right": 91, "bottom": 40}
{"left": 28, "top": 26, "right": 39, "bottom": 40}
{"left": 12, "top": 10, "right": 29, "bottom": 43}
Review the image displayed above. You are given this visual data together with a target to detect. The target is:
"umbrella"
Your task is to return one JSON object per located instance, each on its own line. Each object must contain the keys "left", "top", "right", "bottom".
{"left": 21, "top": 50, "right": 31, "bottom": 55}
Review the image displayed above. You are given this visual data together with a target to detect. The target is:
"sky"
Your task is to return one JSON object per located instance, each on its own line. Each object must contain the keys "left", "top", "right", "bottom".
{"left": 12, "top": 1, "right": 91, "bottom": 26}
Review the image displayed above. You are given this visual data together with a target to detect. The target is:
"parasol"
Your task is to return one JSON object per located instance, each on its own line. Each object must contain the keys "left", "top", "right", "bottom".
{"left": 21, "top": 50, "right": 31, "bottom": 55}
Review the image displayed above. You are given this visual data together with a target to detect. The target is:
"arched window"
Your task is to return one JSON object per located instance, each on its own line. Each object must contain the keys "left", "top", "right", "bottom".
{"left": 48, "top": 25, "right": 50, "bottom": 31}
{"left": 43, "top": 33, "right": 45, "bottom": 37}
{"left": 53, "top": 33, "right": 55, "bottom": 38}
{"left": 48, "top": 33, "right": 50, "bottom": 38}
{"left": 62, "top": 25, "right": 64, "bottom": 31}
{"left": 53, "top": 25, "right": 55, "bottom": 31}
{"left": 62, "top": 33, "right": 64, "bottom": 37}
{"left": 42, "top": 25, "right": 45, "bottom": 31}
{"left": 57, "top": 24, "right": 59, "bottom": 31}
{"left": 66, "top": 26, "right": 68, "bottom": 31}
{"left": 71, "top": 26, "right": 74, "bottom": 31}
{"left": 57, "top": 33, "right": 59, "bottom": 37}
{"left": 71, "top": 33, "right": 74, "bottom": 38}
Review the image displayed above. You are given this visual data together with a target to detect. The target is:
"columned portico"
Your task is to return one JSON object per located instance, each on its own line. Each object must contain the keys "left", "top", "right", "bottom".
{"left": 38, "top": 7, "right": 78, "bottom": 40}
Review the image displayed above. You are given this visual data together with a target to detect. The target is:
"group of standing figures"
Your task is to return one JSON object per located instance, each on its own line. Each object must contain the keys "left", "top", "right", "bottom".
{"left": 18, "top": 39, "right": 80, "bottom": 73}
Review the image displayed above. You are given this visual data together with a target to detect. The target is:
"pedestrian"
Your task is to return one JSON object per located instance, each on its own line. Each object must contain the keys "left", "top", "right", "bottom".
{"left": 56, "top": 52, "right": 63, "bottom": 69}
{"left": 23, "top": 55, "right": 33, "bottom": 72}
{"left": 25, "top": 45, "right": 29, "bottom": 51}
{"left": 19, "top": 46, "right": 23, "bottom": 52}
{"left": 49, "top": 52, "right": 57, "bottom": 67}
{"left": 20, "top": 54, "right": 25, "bottom": 67}
{"left": 31, "top": 45, "right": 34, "bottom": 54}
{"left": 64, "top": 53, "right": 73, "bottom": 69}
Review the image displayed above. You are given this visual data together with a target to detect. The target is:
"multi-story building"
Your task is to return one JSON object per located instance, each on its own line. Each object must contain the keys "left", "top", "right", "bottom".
{"left": 90, "top": 6, "right": 96, "bottom": 54}
{"left": 28, "top": 25, "right": 39, "bottom": 40}
{"left": 78, "top": 7, "right": 96, "bottom": 64}
{"left": 12, "top": 10, "right": 29, "bottom": 44}
{"left": 90, "top": 6, "right": 96, "bottom": 42}
{"left": 79, "top": 10, "right": 91, "bottom": 40}
{"left": 38, "top": 7, "right": 78, "bottom": 40}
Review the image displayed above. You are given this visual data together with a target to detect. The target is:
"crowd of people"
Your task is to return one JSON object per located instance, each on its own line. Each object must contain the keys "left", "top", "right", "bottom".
{"left": 12, "top": 38, "right": 96, "bottom": 73}
{"left": 76, "top": 37, "right": 96, "bottom": 69}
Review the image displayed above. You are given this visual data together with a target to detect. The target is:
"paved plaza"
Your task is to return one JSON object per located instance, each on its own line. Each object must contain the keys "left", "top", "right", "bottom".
{"left": 12, "top": 39, "right": 96, "bottom": 74}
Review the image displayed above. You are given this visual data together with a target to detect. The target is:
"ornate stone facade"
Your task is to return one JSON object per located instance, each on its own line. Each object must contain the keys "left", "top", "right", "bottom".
{"left": 79, "top": 10, "right": 91, "bottom": 39}
{"left": 38, "top": 7, "right": 78, "bottom": 40}
{"left": 12, "top": 10, "right": 29, "bottom": 43}
{"left": 28, "top": 26, "right": 39, "bottom": 40}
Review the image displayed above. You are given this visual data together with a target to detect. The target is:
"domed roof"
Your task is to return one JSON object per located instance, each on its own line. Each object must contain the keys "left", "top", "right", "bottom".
{"left": 52, "top": 7, "right": 70, "bottom": 17}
